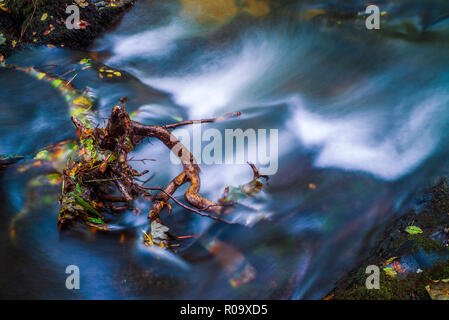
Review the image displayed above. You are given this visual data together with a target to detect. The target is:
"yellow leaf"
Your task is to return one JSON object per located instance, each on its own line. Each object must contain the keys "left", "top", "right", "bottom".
{"left": 41, "top": 13, "right": 48, "bottom": 21}
{"left": 385, "top": 257, "right": 398, "bottom": 265}
{"left": 73, "top": 96, "right": 91, "bottom": 107}
{"left": 142, "top": 230, "right": 154, "bottom": 246}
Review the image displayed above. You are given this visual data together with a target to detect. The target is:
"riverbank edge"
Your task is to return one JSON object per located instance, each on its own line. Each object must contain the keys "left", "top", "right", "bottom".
{"left": 328, "top": 177, "right": 449, "bottom": 300}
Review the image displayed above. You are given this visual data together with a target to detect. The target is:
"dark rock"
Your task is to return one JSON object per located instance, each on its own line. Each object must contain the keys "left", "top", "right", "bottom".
{"left": 0, "top": 0, "right": 135, "bottom": 57}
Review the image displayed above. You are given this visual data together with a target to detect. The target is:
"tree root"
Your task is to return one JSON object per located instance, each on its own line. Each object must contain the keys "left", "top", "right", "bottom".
{"left": 57, "top": 100, "right": 253, "bottom": 237}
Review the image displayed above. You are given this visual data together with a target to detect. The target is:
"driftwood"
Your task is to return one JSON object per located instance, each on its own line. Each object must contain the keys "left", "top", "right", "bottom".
{"left": 57, "top": 98, "right": 250, "bottom": 237}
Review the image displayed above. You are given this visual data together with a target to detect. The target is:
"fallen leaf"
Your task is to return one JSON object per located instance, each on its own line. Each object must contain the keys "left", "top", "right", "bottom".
{"left": 406, "top": 226, "right": 423, "bottom": 235}
{"left": 142, "top": 230, "right": 154, "bottom": 246}
{"left": 147, "top": 221, "right": 170, "bottom": 247}
{"left": 87, "top": 217, "right": 104, "bottom": 225}
{"left": 77, "top": 20, "right": 90, "bottom": 30}
{"left": 99, "top": 162, "right": 108, "bottom": 173}
{"left": 385, "top": 256, "right": 398, "bottom": 265}
{"left": 383, "top": 267, "right": 397, "bottom": 278}
{"left": 34, "top": 150, "right": 49, "bottom": 160}
{"left": 392, "top": 260, "right": 405, "bottom": 273}
{"left": 0, "top": 1, "right": 8, "bottom": 12}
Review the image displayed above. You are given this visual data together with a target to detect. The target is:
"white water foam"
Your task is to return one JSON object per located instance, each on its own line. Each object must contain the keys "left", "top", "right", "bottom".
{"left": 107, "top": 21, "right": 193, "bottom": 64}
{"left": 288, "top": 94, "right": 445, "bottom": 180}
{"left": 141, "top": 31, "right": 302, "bottom": 118}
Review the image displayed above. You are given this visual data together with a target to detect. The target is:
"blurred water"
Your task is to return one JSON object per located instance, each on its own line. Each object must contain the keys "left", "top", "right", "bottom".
{"left": 2, "top": 0, "right": 449, "bottom": 299}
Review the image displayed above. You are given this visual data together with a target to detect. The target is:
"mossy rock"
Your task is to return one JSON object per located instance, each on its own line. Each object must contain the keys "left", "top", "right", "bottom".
{"left": 333, "top": 260, "right": 449, "bottom": 300}
{"left": 330, "top": 177, "right": 449, "bottom": 300}
{"left": 1, "top": 0, "right": 135, "bottom": 57}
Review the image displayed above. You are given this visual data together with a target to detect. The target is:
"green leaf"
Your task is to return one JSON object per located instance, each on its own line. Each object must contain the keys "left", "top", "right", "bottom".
{"left": 29, "top": 177, "right": 43, "bottom": 187}
{"left": 84, "top": 138, "right": 94, "bottom": 151}
{"left": 34, "top": 150, "right": 49, "bottom": 160}
{"left": 75, "top": 183, "right": 83, "bottom": 195}
{"left": 87, "top": 217, "right": 104, "bottom": 225}
{"left": 43, "top": 195, "right": 53, "bottom": 204}
{"left": 47, "top": 173, "right": 61, "bottom": 185}
{"left": 47, "top": 173, "right": 61, "bottom": 180}
{"left": 51, "top": 79, "right": 63, "bottom": 88}
{"left": 0, "top": 33, "right": 5, "bottom": 46}
{"left": 406, "top": 226, "right": 423, "bottom": 235}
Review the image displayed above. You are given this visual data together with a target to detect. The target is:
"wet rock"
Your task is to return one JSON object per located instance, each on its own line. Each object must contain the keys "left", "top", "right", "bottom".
{"left": 0, "top": 0, "right": 135, "bottom": 57}
{"left": 329, "top": 177, "right": 449, "bottom": 300}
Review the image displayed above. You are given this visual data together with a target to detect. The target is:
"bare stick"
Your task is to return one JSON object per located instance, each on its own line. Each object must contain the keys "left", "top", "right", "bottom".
{"left": 139, "top": 186, "right": 239, "bottom": 225}
{"left": 247, "top": 161, "right": 269, "bottom": 180}
{"left": 163, "top": 112, "right": 241, "bottom": 130}
{"left": 114, "top": 179, "right": 133, "bottom": 201}
{"left": 99, "top": 196, "right": 127, "bottom": 202}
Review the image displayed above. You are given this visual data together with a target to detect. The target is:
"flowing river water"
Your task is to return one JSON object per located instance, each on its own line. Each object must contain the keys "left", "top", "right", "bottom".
{"left": 1, "top": 0, "right": 449, "bottom": 299}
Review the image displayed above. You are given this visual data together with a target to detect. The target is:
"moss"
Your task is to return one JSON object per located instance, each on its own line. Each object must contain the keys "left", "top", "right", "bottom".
{"left": 334, "top": 259, "right": 449, "bottom": 300}
{"left": 331, "top": 174, "right": 449, "bottom": 300}
{"left": 412, "top": 234, "right": 448, "bottom": 254}
{"left": 424, "top": 260, "right": 449, "bottom": 281}
{"left": 429, "top": 178, "right": 449, "bottom": 215}
{"left": 389, "top": 235, "right": 447, "bottom": 257}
